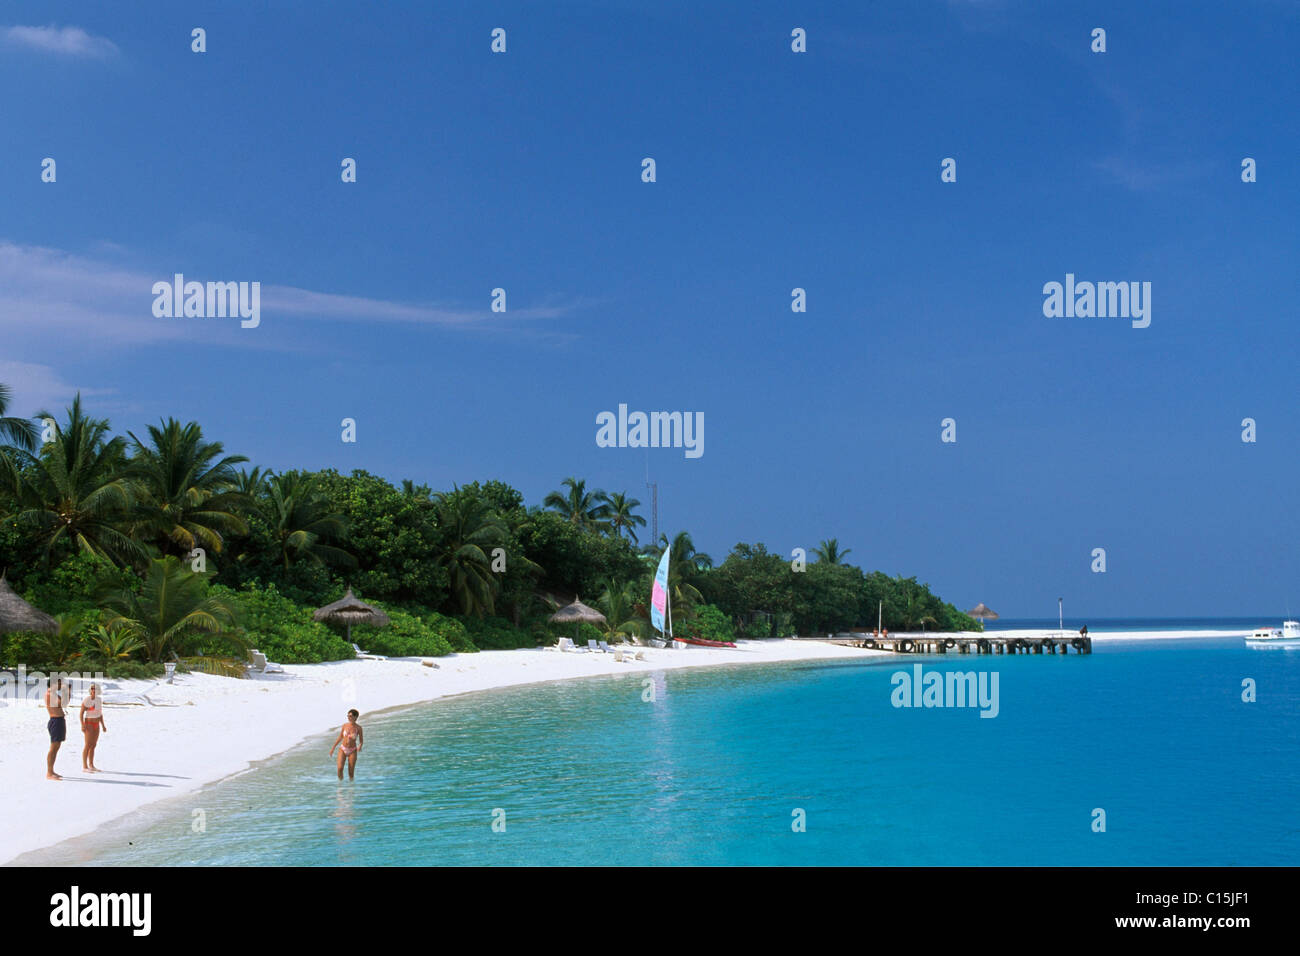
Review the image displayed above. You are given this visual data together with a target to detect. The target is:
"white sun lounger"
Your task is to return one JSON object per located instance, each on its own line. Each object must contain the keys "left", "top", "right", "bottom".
{"left": 351, "top": 642, "right": 388, "bottom": 661}
{"left": 589, "top": 640, "right": 606, "bottom": 653}
{"left": 248, "top": 650, "right": 284, "bottom": 674}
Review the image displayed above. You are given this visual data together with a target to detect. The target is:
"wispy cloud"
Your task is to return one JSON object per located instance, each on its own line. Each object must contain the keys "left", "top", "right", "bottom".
{"left": 264, "top": 286, "right": 586, "bottom": 327}
{"left": 1091, "top": 155, "right": 1216, "bottom": 192}
{"left": 0, "top": 241, "right": 587, "bottom": 353}
{"left": 0, "top": 360, "right": 113, "bottom": 420}
{"left": 2, "top": 24, "right": 119, "bottom": 59}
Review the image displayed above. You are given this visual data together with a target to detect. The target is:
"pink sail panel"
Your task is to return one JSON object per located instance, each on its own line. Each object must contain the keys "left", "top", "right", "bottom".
{"left": 651, "top": 580, "right": 667, "bottom": 613}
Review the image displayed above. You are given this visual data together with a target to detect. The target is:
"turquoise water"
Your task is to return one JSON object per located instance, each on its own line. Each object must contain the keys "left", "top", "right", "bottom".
{"left": 27, "top": 636, "right": 1300, "bottom": 865}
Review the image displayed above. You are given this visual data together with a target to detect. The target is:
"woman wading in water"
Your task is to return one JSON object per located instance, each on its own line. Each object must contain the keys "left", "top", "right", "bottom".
{"left": 329, "top": 709, "right": 363, "bottom": 780}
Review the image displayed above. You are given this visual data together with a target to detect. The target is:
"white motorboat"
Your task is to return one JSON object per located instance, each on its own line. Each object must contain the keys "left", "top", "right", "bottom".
{"left": 1245, "top": 620, "right": 1300, "bottom": 647}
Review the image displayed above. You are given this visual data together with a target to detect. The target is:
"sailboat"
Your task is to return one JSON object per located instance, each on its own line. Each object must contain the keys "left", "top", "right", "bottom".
{"left": 648, "top": 541, "right": 671, "bottom": 648}
{"left": 649, "top": 538, "right": 735, "bottom": 648}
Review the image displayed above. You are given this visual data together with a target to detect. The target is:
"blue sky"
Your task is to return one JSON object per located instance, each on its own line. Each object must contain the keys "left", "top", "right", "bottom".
{"left": 2, "top": 1, "right": 1297, "bottom": 617}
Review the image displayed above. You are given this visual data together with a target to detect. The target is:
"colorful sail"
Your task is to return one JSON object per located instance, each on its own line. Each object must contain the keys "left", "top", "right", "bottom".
{"left": 650, "top": 544, "right": 671, "bottom": 635}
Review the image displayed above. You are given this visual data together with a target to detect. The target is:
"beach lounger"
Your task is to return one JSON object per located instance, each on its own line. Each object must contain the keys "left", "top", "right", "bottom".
{"left": 590, "top": 640, "right": 607, "bottom": 653}
{"left": 248, "top": 650, "right": 284, "bottom": 674}
{"left": 351, "top": 642, "right": 388, "bottom": 661}
{"left": 556, "top": 637, "right": 577, "bottom": 652}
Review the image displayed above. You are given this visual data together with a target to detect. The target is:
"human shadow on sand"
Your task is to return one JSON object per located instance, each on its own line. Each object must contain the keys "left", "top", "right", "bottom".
{"left": 89, "top": 770, "right": 191, "bottom": 780}
{"left": 56, "top": 777, "right": 172, "bottom": 789}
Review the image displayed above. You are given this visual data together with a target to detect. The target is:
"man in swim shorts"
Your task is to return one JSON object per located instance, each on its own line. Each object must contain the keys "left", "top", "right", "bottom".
{"left": 45, "top": 677, "right": 68, "bottom": 780}
{"left": 329, "top": 709, "right": 363, "bottom": 781}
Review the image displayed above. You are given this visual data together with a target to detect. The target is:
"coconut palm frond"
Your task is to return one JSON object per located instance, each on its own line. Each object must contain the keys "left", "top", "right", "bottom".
{"left": 176, "top": 655, "right": 248, "bottom": 679}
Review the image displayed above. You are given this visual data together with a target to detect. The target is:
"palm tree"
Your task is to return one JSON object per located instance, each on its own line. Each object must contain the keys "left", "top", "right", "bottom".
{"left": 126, "top": 419, "right": 249, "bottom": 557}
{"left": 813, "top": 538, "right": 852, "bottom": 565}
{"left": 649, "top": 531, "right": 712, "bottom": 619}
{"left": 596, "top": 578, "right": 646, "bottom": 642}
{"left": 431, "top": 489, "right": 509, "bottom": 617}
{"left": 543, "top": 477, "right": 610, "bottom": 532}
{"left": 899, "top": 591, "right": 938, "bottom": 632}
{"left": 401, "top": 479, "right": 432, "bottom": 499}
{"left": 1, "top": 395, "right": 141, "bottom": 565}
{"left": 653, "top": 531, "right": 712, "bottom": 581}
{"left": 0, "top": 382, "right": 37, "bottom": 452}
{"left": 597, "top": 491, "right": 646, "bottom": 543}
{"left": 86, "top": 624, "right": 144, "bottom": 662}
{"left": 99, "top": 556, "right": 246, "bottom": 673}
{"left": 35, "top": 613, "right": 85, "bottom": 667}
{"left": 231, "top": 466, "right": 271, "bottom": 498}
{"left": 261, "top": 472, "right": 353, "bottom": 569}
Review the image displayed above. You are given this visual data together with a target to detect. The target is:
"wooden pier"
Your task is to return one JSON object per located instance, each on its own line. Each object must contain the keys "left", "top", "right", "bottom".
{"left": 810, "top": 633, "right": 1092, "bottom": 655}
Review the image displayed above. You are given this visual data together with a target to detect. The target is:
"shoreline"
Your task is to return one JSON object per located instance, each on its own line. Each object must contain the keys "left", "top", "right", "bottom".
{"left": 0, "top": 638, "right": 881, "bottom": 865}
{"left": 0, "top": 628, "right": 1249, "bottom": 866}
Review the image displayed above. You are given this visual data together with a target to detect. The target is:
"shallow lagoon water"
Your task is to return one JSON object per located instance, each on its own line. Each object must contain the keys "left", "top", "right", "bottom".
{"left": 24, "top": 637, "right": 1300, "bottom": 866}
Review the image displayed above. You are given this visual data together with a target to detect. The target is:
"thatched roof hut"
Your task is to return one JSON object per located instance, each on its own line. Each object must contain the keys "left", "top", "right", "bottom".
{"left": 548, "top": 598, "right": 607, "bottom": 626}
{"left": 313, "top": 588, "right": 390, "bottom": 642}
{"left": 549, "top": 597, "right": 607, "bottom": 642}
{"left": 0, "top": 573, "right": 59, "bottom": 635}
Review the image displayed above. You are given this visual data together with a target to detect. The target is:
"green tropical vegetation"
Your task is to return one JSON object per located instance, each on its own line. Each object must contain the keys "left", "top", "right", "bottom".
{"left": 0, "top": 387, "right": 978, "bottom": 675}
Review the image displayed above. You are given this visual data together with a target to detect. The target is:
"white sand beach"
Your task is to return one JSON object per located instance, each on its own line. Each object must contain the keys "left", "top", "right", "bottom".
{"left": 0, "top": 638, "right": 882, "bottom": 865}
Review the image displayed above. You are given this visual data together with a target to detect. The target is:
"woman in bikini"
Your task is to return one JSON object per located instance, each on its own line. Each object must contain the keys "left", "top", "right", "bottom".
{"left": 79, "top": 683, "right": 107, "bottom": 772}
{"left": 329, "top": 709, "right": 363, "bottom": 780}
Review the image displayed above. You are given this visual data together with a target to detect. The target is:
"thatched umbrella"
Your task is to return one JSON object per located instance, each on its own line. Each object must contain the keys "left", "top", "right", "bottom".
{"left": 967, "top": 602, "right": 999, "bottom": 628}
{"left": 549, "top": 597, "right": 606, "bottom": 643}
{"left": 313, "top": 587, "right": 391, "bottom": 644}
{"left": 0, "top": 572, "right": 59, "bottom": 635}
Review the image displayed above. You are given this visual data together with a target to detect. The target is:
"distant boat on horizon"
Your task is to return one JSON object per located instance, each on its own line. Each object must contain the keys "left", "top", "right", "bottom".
{"left": 1245, "top": 620, "right": 1300, "bottom": 647}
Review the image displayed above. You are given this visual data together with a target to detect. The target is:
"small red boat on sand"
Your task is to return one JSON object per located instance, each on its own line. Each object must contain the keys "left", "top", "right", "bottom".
{"left": 674, "top": 635, "right": 737, "bottom": 648}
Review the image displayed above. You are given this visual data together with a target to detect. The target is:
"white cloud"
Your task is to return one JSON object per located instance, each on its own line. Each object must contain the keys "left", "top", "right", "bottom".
{"left": 0, "top": 241, "right": 585, "bottom": 354}
{"left": 3, "top": 24, "right": 119, "bottom": 59}
{"left": 265, "top": 285, "right": 580, "bottom": 326}
{"left": 0, "top": 360, "right": 112, "bottom": 421}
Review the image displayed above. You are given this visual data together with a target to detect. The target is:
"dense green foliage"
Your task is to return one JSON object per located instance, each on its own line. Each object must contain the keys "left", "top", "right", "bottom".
{"left": 0, "top": 387, "right": 980, "bottom": 676}
{"left": 461, "top": 615, "right": 541, "bottom": 650}
{"left": 351, "top": 604, "right": 469, "bottom": 658}
{"left": 218, "top": 583, "right": 354, "bottom": 663}
{"left": 680, "top": 604, "right": 736, "bottom": 643}
{"left": 702, "top": 543, "right": 979, "bottom": 635}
